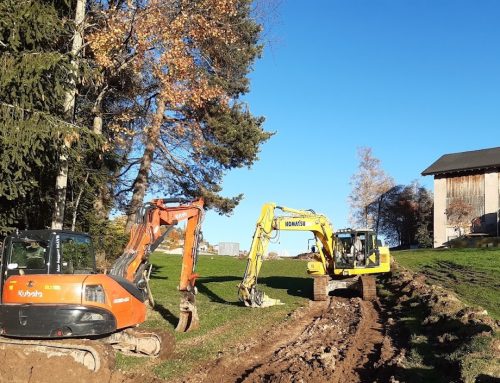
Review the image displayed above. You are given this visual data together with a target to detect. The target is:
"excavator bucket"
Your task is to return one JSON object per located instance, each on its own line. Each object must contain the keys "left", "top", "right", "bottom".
{"left": 255, "top": 292, "right": 283, "bottom": 308}
{"left": 240, "top": 286, "right": 284, "bottom": 308}
{"left": 176, "top": 310, "right": 199, "bottom": 332}
{"left": 175, "top": 291, "right": 199, "bottom": 332}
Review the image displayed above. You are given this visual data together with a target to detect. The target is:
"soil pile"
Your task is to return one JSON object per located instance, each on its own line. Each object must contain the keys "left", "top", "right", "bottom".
{"left": 382, "top": 268, "right": 500, "bottom": 383}
{"left": 0, "top": 342, "right": 162, "bottom": 383}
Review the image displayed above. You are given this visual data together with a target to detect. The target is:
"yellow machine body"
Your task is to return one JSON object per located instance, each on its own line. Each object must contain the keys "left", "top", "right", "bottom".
{"left": 238, "top": 203, "right": 391, "bottom": 307}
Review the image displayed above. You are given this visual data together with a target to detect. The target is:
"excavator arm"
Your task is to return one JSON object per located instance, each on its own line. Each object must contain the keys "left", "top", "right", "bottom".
{"left": 238, "top": 203, "right": 336, "bottom": 307}
{"left": 237, "top": 203, "right": 276, "bottom": 307}
{"left": 110, "top": 197, "right": 204, "bottom": 331}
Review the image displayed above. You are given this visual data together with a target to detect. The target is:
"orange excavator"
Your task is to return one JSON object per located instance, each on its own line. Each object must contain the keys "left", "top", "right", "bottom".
{"left": 0, "top": 197, "right": 204, "bottom": 370}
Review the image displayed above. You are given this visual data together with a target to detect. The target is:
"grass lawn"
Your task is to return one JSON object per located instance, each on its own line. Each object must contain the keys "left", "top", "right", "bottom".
{"left": 118, "top": 254, "right": 311, "bottom": 379}
{"left": 393, "top": 248, "right": 500, "bottom": 319}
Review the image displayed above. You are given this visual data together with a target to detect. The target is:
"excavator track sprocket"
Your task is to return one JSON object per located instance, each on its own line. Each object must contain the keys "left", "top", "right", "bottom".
{"left": 313, "top": 275, "right": 329, "bottom": 301}
{"left": 0, "top": 336, "right": 115, "bottom": 372}
{"left": 360, "top": 275, "right": 377, "bottom": 301}
{"left": 103, "top": 327, "right": 175, "bottom": 359}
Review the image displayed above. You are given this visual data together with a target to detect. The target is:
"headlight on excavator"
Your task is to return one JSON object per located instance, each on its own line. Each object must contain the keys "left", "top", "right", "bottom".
{"left": 84, "top": 284, "right": 106, "bottom": 304}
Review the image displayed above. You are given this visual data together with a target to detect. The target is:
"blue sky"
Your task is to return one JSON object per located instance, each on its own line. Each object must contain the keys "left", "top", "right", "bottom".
{"left": 202, "top": 0, "right": 500, "bottom": 255}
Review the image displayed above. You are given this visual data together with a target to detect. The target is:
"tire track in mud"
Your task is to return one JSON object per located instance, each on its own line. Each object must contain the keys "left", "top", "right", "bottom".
{"left": 330, "top": 300, "right": 387, "bottom": 383}
{"left": 183, "top": 296, "right": 396, "bottom": 383}
{"left": 182, "top": 299, "right": 329, "bottom": 383}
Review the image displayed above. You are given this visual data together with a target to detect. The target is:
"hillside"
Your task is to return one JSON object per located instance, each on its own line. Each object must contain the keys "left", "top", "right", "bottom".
{"left": 394, "top": 248, "right": 500, "bottom": 319}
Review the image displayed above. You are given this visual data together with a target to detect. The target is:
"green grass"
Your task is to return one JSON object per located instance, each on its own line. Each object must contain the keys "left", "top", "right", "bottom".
{"left": 394, "top": 248, "right": 500, "bottom": 319}
{"left": 117, "top": 254, "right": 311, "bottom": 379}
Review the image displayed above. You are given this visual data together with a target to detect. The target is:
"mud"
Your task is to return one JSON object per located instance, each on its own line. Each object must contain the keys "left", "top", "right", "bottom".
{"left": 178, "top": 295, "right": 399, "bottom": 383}
{"left": 178, "top": 268, "right": 498, "bottom": 383}
{"left": 0, "top": 341, "right": 163, "bottom": 383}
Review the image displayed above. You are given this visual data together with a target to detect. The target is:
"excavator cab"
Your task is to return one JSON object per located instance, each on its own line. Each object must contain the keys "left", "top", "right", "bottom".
{"left": 333, "top": 228, "right": 380, "bottom": 269}
{"left": 1, "top": 231, "right": 95, "bottom": 292}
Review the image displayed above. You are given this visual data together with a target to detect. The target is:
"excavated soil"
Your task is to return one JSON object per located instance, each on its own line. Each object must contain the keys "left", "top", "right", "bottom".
{"left": 0, "top": 295, "right": 398, "bottom": 383}
{"left": 0, "top": 340, "right": 164, "bottom": 383}
{"left": 178, "top": 295, "right": 399, "bottom": 383}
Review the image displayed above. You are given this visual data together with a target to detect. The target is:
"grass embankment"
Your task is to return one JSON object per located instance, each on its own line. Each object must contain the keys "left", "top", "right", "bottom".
{"left": 117, "top": 254, "right": 311, "bottom": 379}
{"left": 381, "top": 248, "right": 500, "bottom": 382}
{"left": 394, "top": 248, "right": 500, "bottom": 319}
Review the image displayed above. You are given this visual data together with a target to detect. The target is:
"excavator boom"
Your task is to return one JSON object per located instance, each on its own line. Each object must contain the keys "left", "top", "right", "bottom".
{"left": 109, "top": 197, "right": 205, "bottom": 331}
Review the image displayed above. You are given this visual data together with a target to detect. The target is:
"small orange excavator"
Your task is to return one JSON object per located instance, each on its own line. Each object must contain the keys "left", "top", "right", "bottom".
{"left": 0, "top": 197, "right": 204, "bottom": 370}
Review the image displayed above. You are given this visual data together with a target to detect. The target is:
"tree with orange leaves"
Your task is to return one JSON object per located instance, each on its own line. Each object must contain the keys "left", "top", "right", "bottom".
{"left": 87, "top": 0, "right": 271, "bottom": 230}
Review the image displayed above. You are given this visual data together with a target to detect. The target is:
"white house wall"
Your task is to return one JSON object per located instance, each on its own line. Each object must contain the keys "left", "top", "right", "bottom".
{"left": 485, "top": 172, "right": 499, "bottom": 235}
{"left": 434, "top": 177, "right": 447, "bottom": 247}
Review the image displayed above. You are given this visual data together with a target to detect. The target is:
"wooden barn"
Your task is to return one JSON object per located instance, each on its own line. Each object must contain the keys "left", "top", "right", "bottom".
{"left": 422, "top": 147, "right": 500, "bottom": 247}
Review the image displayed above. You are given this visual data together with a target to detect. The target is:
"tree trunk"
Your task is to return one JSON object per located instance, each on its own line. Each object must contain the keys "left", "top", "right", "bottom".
{"left": 91, "top": 112, "right": 108, "bottom": 218}
{"left": 52, "top": 0, "right": 86, "bottom": 229}
{"left": 125, "top": 97, "right": 165, "bottom": 232}
{"left": 71, "top": 173, "right": 89, "bottom": 231}
{"left": 93, "top": 114, "right": 103, "bottom": 135}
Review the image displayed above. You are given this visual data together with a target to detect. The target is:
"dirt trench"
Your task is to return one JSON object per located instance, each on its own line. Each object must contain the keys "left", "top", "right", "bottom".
{"left": 179, "top": 295, "right": 398, "bottom": 383}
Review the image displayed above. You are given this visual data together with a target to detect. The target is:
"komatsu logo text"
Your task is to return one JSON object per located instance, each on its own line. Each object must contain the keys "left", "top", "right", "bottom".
{"left": 285, "top": 221, "right": 306, "bottom": 227}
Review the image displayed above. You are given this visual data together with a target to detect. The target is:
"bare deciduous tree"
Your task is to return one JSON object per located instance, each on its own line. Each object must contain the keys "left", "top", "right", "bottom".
{"left": 349, "top": 147, "right": 394, "bottom": 229}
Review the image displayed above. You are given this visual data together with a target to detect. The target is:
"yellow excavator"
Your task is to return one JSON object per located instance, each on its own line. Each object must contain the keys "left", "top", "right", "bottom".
{"left": 237, "top": 203, "right": 391, "bottom": 307}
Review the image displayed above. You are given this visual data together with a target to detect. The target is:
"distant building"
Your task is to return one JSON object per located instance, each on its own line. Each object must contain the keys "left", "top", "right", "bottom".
{"left": 198, "top": 241, "right": 209, "bottom": 252}
{"left": 422, "top": 147, "right": 500, "bottom": 247}
{"left": 218, "top": 242, "right": 240, "bottom": 256}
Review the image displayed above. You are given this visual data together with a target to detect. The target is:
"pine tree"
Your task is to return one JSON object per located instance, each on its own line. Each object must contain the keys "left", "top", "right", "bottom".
{"left": 0, "top": 0, "right": 70, "bottom": 231}
{"left": 0, "top": 0, "right": 97, "bottom": 232}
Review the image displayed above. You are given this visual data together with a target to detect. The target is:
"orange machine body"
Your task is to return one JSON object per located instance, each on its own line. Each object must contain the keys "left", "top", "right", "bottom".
{"left": 0, "top": 198, "right": 204, "bottom": 338}
{"left": 1, "top": 274, "right": 146, "bottom": 331}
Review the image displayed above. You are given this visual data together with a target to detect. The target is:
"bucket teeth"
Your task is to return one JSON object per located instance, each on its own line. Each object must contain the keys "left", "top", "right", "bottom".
{"left": 256, "top": 293, "right": 283, "bottom": 308}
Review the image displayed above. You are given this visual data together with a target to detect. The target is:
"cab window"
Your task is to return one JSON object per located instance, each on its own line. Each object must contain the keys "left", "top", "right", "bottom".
{"left": 10, "top": 241, "right": 47, "bottom": 270}
{"left": 60, "top": 235, "right": 94, "bottom": 274}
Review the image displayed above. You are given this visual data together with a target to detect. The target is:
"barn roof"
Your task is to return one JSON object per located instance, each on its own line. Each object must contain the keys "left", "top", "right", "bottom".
{"left": 422, "top": 147, "right": 500, "bottom": 176}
